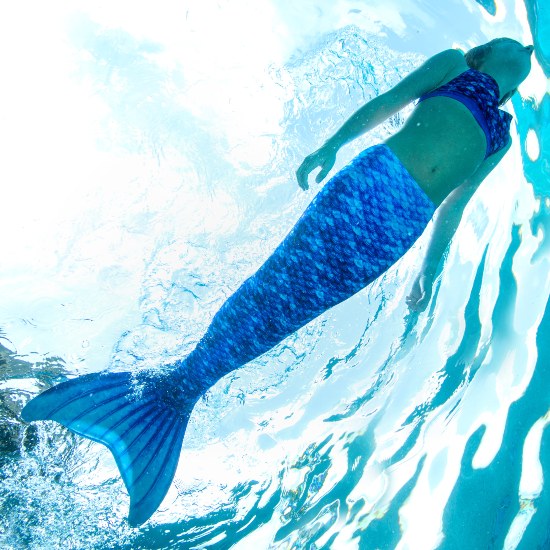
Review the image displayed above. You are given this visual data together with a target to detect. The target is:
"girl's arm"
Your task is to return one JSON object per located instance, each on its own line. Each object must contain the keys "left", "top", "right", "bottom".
{"left": 407, "top": 139, "right": 512, "bottom": 311}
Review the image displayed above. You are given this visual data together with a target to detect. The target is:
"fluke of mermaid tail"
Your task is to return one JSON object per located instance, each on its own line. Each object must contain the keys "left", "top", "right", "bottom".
{"left": 21, "top": 370, "right": 198, "bottom": 526}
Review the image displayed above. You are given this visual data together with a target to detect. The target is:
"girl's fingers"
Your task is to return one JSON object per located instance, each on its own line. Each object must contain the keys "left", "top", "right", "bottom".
{"left": 297, "top": 156, "right": 321, "bottom": 189}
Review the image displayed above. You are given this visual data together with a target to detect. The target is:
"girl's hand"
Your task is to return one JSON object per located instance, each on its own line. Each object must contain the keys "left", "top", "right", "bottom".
{"left": 296, "top": 144, "right": 337, "bottom": 190}
{"left": 406, "top": 273, "right": 434, "bottom": 312}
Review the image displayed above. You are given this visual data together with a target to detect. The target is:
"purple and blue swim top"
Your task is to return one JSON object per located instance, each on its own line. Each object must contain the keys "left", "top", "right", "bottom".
{"left": 416, "top": 68, "right": 513, "bottom": 159}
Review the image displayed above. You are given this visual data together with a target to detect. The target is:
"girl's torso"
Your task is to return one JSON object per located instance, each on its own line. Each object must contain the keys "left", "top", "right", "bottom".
{"left": 384, "top": 56, "right": 507, "bottom": 207}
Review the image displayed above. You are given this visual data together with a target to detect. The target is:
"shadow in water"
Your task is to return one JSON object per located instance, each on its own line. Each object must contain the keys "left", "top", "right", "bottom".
{"left": 440, "top": 225, "right": 550, "bottom": 548}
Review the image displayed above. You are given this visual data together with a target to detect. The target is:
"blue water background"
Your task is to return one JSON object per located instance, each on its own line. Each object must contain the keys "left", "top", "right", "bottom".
{"left": 0, "top": 0, "right": 549, "bottom": 548}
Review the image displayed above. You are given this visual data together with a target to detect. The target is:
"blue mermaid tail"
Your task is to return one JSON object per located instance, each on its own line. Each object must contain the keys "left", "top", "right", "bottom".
{"left": 21, "top": 144, "right": 435, "bottom": 525}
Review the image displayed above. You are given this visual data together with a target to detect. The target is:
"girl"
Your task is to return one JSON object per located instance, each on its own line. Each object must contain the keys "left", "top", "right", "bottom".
{"left": 22, "top": 38, "right": 534, "bottom": 525}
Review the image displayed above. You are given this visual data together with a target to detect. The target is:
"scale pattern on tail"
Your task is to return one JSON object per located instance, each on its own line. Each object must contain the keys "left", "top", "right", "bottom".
{"left": 22, "top": 143, "right": 436, "bottom": 525}
{"left": 183, "top": 144, "right": 436, "bottom": 391}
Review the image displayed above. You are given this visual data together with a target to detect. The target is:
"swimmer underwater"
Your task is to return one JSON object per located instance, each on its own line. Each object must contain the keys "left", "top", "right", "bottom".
{"left": 22, "top": 37, "right": 534, "bottom": 525}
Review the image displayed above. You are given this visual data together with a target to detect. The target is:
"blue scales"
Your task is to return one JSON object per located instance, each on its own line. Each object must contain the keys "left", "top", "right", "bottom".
{"left": 22, "top": 143, "right": 436, "bottom": 525}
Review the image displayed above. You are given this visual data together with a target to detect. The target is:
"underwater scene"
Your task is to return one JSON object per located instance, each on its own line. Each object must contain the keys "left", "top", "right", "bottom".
{"left": 1, "top": 0, "right": 549, "bottom": 548}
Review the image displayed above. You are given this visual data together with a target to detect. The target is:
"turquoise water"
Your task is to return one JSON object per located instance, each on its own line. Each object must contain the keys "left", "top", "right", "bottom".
{"left": 1, "top": 0, "right": 548, "bottom": 548}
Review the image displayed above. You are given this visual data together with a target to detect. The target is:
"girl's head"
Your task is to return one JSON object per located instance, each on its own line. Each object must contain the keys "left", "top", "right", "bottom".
{"left": 465, "top": 38, "right": 534, "bottom": 105}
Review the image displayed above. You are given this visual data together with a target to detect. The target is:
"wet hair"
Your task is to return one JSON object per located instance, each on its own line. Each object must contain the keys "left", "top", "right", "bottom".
{"left": 465, "top": 37, "right": 522, "bottom": 105}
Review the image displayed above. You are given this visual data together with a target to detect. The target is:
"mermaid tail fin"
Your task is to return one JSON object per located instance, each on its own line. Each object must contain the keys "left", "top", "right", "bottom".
{"left": 21, "top": 371, "right": 192, "bottom": 525}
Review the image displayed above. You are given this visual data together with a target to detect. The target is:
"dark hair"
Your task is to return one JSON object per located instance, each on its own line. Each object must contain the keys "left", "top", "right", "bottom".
{"left": 465, "top": 38, "right": 520, "bottom": 105}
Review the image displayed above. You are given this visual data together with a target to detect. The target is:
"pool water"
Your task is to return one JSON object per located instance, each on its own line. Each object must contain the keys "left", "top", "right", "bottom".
{"left": 1, "top": 0, "right": 548, "bottom": 548}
